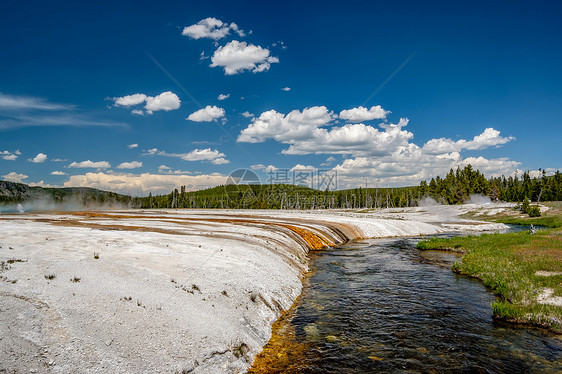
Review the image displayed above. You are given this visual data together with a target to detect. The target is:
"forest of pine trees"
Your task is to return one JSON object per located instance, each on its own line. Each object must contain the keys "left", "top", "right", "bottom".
{"left": 420, "top": 165, "right": 562, "bottom": 205}
{"left": 138, "top": 165, "right": 562, "bottom": 210}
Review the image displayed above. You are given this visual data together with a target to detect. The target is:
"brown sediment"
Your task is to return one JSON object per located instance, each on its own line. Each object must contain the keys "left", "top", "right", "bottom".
{"left": 34, "top": 213, "right": 355, "bottom": 253}
{"left": 25, "top": 213, "right": 358, "bottom": 279}
{"left": 277, "top": 224, "right": 336, "bottom": 250}
{"left": 247, "top": 293, "right": 310, "bottom": 374}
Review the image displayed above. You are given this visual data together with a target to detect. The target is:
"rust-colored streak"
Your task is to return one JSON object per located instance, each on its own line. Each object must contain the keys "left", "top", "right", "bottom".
{"left": 277, "top": 224, "right": 335, "bottom": 250}
{"left": 34, "top": 218, "right": 192, "bottom": 236}
{"left": 247, "top": 295, "right": 309, "bottom": 374}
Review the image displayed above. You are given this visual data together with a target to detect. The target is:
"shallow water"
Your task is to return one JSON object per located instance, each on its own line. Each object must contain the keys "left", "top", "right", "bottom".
{"left": 255, "top": 237, "right": 562, "bottom": 373}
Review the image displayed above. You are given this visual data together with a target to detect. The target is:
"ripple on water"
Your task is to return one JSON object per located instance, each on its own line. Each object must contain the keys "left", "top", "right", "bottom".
{"left": 250, "top": 237, "right": 562, "bottom": 373}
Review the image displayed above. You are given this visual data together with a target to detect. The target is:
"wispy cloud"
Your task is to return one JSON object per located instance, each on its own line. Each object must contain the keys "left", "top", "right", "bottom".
{"left": 0, "top": 115, "right": 128, "bottom": 130}
{"left": 0, "top": 92, "right": 128, "bottom": 130}
{"left": 0, "top": 92, "right": 73, "bottom": 111}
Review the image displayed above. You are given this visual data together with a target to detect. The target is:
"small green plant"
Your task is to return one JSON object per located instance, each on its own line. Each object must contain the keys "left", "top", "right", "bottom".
{"left": 231, "top": 342, "right": 249, "bottom": 359}
{"left": 70, "top": 276, "right": 81, "bottom": 283}
{"left": 519, "top": 197, "right": 541, "bottom": 217}
{"left": 528, "top": 205, "right": 541, "bottom": 217}
{"left": 44, "top": 274, "right": 56, "bottom": 280}
{"left": 93, "top": 252, "right": 99, "bottom": 259}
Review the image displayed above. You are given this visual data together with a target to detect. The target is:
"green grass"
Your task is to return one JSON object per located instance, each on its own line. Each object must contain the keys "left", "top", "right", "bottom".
{"left": 417, "top": 228, "right": 562, "bottom": 332}
{"left": 490, "top": 216, "right": 562, "bottom": 228}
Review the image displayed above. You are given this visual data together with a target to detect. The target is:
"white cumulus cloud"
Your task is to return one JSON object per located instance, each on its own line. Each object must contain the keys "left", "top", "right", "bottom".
{"left": 236, "top": 104, "right": 524, "bottom": 188}
{"left": 1, "top": 149, "right": 20, "bottom": 161}
{"left": 51, "top": 171, "right": 67, "bottom": 176}
{"left": 148, "top": 148, "right": 229, "bottom": 165}
{"left": 187, "top": 105, "right": 225, "bottom": 122}
{"left": 422, "top": 128, "right": 515, "bottom": 154}
{"left": 217, "top": 93, "right": 230, "bottom": 101}
{"left": 2, "top": 172, "right": 28, "bottom": 183}
{"left": 29, "top": 153, "right": 47, "bottom": 163}
{"left": 238, "top": 106, "right": 335, "bottom": 143}
{"left": 68, "top": 160, "right": 111, "bottom": 169}
{"left": 113, "top": 93, "right": 148, "bottom": 107}
{"left": 2, "top": 154, "right": 18, "bottom": 161}
{"left": 182, "top": 17, "right": 245, "bottom": 40}
{"left": 112, "top": 91, "right": 180, "bottom": 115}
{"left": 127, "top": 143, "right": 139, "bottom": 149}
{"left": 281, "top": 87, "right": 291, "bottom": 91}
{"left": 178, "top": 148, "right": 229, "bottom": 164}
{"left": 145, "top": 91, "right": 181, "bottom": 114}
{"left": 117, "top": 161, "right": 143, "bottom": 169}
{"left": 339, "top": 105, "right": 390, "bottom": 122}
{"left": 64, "top": 172, "right": 228, "bottom": 195}
{"left": 210, "top": 41, "right": 279, "bottom": 75}
{"left": 158, "top": 165, "right": 171, "bottom": 172}
{"left": 283, "top": 119, "right": 413, "bottom": 156}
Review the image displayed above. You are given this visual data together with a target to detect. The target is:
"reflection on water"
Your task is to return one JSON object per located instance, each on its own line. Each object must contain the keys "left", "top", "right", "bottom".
{"left": 251, "top": 237, "right": 562, "bottom": 373}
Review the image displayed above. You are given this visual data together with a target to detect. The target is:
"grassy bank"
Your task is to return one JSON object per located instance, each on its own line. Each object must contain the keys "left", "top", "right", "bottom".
{"left": 488, "top": 216, "right": 562, "bottom": 228}
{"left": 417, "top": 207, "right": 562, "bottom": 332}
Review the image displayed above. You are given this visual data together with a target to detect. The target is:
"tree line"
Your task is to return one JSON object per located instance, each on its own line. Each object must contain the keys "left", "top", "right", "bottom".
{"left": 420, "top": 165, "right": 562, "bottom": 205}
{"left": 2, "top": 166, "right": 561, "bottom": 211}
{"left": 138, "top": 165, "right": 562, "bottom": 209}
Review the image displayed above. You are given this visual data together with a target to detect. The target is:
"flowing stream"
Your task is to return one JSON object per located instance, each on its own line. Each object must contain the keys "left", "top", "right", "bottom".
{"left": 251, "top": 235, "right": 562, "bottom": 373}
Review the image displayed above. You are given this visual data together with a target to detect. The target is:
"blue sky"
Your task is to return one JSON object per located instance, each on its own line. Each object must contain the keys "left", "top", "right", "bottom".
{"left": 1, "top": 0, "right": 561, "bottom": 195}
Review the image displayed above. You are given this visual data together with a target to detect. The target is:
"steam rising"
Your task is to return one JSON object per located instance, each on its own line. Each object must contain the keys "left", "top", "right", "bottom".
{"left": 1, "top": 198, "right": 131, "bottom": 214}
{"left": 466, "top": 194, "right": 492, "bottom": 205}
{"left": 417, "top": 196, "right": 457, "bottom": 222}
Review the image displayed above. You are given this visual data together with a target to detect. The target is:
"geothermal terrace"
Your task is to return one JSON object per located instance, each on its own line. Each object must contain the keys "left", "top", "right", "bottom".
{"left": 0, "top": 205, "right": 508, "bottom": 373}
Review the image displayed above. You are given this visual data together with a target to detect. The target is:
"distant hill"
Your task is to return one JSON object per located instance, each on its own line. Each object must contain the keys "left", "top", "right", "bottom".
{"left": 0, "top": 180, "right": 137, "bottom": 211}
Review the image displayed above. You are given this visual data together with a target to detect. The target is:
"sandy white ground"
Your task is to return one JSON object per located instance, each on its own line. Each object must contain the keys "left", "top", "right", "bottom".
{"left": 0, "top": 205, "right": 508, "bottom": 373}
